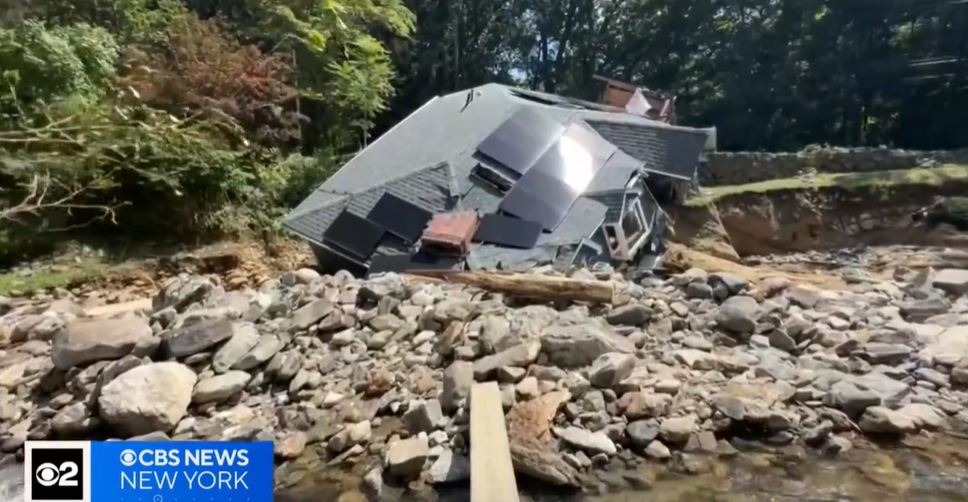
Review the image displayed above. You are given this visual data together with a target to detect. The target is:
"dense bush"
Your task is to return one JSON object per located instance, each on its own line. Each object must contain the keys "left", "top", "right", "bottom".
{"left": 0, "top": 0, "right": 413, "bottom": 264}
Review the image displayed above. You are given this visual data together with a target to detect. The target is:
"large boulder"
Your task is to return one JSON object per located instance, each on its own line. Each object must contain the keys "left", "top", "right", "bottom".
{"left": 385, "top": 436, "right": 429, "bottom": 479}
{"left": 933, "top": 269, "right": 968, "bottom": 296}
{"left": 556, "top": 426, "right": 616, "bottom": 456}
{"left": 922, "top": 326, "right": 968, "bottom": 365}
{"left": 162, "top": 318, "right": 236, "bottom": 358}
{"left": 212, "top": 323, "right": 260, "bottom": 373}
{"left": 98, "top": 362, "right": 197, "bottom": 436}
{"left": 154, "top": 275, "right": 220, "bottom": 312}
{"left": 439, "top": 361, "right": 473, "bottom": 411}
{"left": 588, "top": 353, "right": 635, "bottom": 388}
{"left": 52, "top": 317, "right": 153, "bottom": 370}
{"left": 289, "top": 299, "right": 334, "bottom": 331}
{"left": 192, "top": 371, "right": 251, "bottom": 404}
{"left": 540, "top": 322, "right": 634, "bottom": 368}
{"left": 473, "top": 341, "right": 540, "bottom": 379}
{"left": 715, "top": 296, "right": 760, "bottom": 335}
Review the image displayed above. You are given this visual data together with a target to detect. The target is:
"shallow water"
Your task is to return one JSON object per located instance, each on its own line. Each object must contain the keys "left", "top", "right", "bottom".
{"left": 275, "top": 433, "right": 968, "bottom": 502}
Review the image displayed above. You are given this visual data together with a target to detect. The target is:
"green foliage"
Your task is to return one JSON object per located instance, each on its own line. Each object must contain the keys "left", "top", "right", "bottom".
{"left": 0, "top": 21, "right": 119, "bottom": 111}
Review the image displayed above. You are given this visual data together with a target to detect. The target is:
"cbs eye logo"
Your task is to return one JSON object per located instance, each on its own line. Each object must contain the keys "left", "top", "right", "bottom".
{"left": 35, "top": 460, "right": 80, "bottom": 487}
{"left": 26, "top": 442, "right": 88, "bottom": 501}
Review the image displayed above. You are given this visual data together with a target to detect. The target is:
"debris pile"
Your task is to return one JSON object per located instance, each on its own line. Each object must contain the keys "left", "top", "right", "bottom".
{"left": 0, "top": 263, "right": 967, "bottom": 492}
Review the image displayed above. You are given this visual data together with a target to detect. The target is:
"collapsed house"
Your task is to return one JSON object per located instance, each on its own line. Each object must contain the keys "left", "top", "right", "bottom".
{"left": 283, "top": 83, "right": 712, "bottom": 276}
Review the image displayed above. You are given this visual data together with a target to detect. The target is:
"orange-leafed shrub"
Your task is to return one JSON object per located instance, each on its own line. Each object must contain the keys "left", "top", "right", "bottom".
{"left": 122, "top": 14, "right": 302, "bottom": 147}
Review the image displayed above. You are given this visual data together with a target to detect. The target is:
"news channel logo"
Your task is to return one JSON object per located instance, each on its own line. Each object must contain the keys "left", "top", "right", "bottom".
{"left": 25, "top": 440, "right": 273, "bottom": 502}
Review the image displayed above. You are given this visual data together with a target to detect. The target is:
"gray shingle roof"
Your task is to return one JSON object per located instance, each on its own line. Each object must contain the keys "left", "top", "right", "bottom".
{"left": 586, "top": 120, "right": 709, "bottom": 181}
{"left": 283, "top": 162, "right": 457, "bottom": 247}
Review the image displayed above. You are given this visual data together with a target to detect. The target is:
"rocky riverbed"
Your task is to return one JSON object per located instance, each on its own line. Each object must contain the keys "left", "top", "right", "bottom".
{"left": 0, "top": 260, "right": 967, "bottom": 499}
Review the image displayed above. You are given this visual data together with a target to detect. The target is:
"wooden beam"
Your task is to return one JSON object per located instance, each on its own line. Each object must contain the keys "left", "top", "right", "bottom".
{"left": 407, "top": 271, "right": 614, "bottom": 304}
{"left": 471, "top": 382, "right": 520, "bottom": 502}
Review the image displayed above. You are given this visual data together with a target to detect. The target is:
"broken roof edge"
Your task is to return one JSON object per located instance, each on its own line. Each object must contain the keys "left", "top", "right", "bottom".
{"left": 282, "top": 160, "right": 455, "bottom": 226}
{"left": 289, "top": 95, "right": 443, "bottom": 216}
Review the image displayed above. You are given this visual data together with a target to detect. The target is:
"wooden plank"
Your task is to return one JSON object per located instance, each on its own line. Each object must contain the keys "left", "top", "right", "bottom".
{"left": 83, "top": 298, "right": 152, "bottom": 318}
{"left": 471, "top": 382, "right": 520, "bottom": 502}
{"left": 408, "top": 271, "right": 614, "bottom": 304}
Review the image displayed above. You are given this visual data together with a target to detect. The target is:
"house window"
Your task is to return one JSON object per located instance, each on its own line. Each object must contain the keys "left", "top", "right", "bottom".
{"left": 603, "top": 198, "right": 650, "bottom": 261}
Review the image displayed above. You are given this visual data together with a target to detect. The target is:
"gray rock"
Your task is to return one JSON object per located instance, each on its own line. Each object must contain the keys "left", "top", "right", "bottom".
{"left": 787, "top": 286, "right": 822, "bottom": 308}
{"left": 768, "top": 330, "right": 797, "bottom": 353}
{"left": 51, "top": 402, "right": 97, "bottom": 434}
{"left": 685, "top": 282, "right": 713, "bottom": 300}
{"left": 497, "top": 366, "right": 527, "bottom": 383}
{"left": 933, "top": 269, "right": 968, "bottom": 296}
{"left": 541, "top": 323, "right": 634, "bottom": 368}
{"left": 557, "top": 426, "right": 616, "bottom": 456}
{"left": 627, "top": 420, "right": 660, "bottom": 448}
{"left": 327, "top": 421, "right": 372, "bottom": 453}
{"left": 860, "top": 343, "right": 912, "bottom": 364}
{"left": 192, "top": 371, "right": 250, "bottom": 403}
{"left": 233, "top": 334, "right": 283, "bottom": 370}
{"left": 859, "top": 406, "right": 917, "bottom": 435}
{"left": 360, "top": 274, "right": 407, "bottom": 301}
{"left": 713, "top": 395, "right": 746, "bottom": 421}
{"left": 474, "top": 341, "right": 540, "bottom": 379}
{"left": 480, "top": 316, "right": 513, "bottom": 353}
{"left": 98, "top": 362, "right": 197, "bottom": 436}
{"left": 951, "top": 366, "right": 968, "bottom": 386}
{"left": 404, "top": 400, "right": 444, "bottom": 433}
{"left": 516, "top": 377, "right": 540, "bottom": 400}
{"left": 914, "top": 367, "right": 948, "bottom": 388}
{"left": 153, "top": 275, "right": 219, "bottom": 312}
{"left": 385, "top": 436, "right": 429, "bottom": 479}
{"left": 715, "top": 296, "right": 760, "bottom": 335}
{"left": 51, "top": 317, "right": 153, "bottom": 369}
{"left": 290, "top": 299, "right": 334, "bottom": 331}
{"left": 900, "top": 298, "right": 951, "bottom": 322}
{"left": 644, "top": 440, "right": 671, "bottom": 459}
{"left": 281, "top": 268, "right": 320, "bottom": 286}
{"left": 212, "top": 323, "right": 260, "bottom": 373}
{"left": 674, "top": 349, "right": 719, "bottom": 370}
{"left": 605, "top": 304, "right": 652, "bottom": 326}
{"left": 427, "top": 449, "right": 470, "bottom": 484}
{"left": 823, "top": 381, "right": 881, "bottom": 418}
{"left": 369, "top": 314, "right": 404, "bottom": 332}
{"left": 510, "top": 444, "right": 581, "bottom": 487}
{"left": 588, "top": 352, "right": 635, "bottom": 388}
{"left": 440, "top": 361, "right": 473, "bottom": 411}
{"left": 922, "top": 326, "right": 968, "bottom": 365}
{"left": 363, "top": 467, "right": 383, "bottom": 497}
{"left": 709, "top": 272, "right": 748, "bottom": 296}
{"left": 659, "top": 415, "right": 696, "bottom": 444}
{"left": 163, "top": 318, "right": 236, "bottom": 358}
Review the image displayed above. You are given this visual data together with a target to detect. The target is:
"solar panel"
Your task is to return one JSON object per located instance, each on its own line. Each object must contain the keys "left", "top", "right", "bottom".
{"left": 473, "top": 213, "right": 542, "bottom": 249}
{"left": 477, "top": 108, "right": 565, "bottom": 175}
{"left": 498, "top": 122, "right": 615, "bottom": 231}
{"left": 366, "top": 193, "right": 432, "bottom": 244}
{"left": 499, "top": 169, "right": 579, "bottom": 231}
{"left": 323, "top": 210, "right": 385, "bottom": 260}
{"left": 367, "top": 252, "right": 460, "bottom": 276}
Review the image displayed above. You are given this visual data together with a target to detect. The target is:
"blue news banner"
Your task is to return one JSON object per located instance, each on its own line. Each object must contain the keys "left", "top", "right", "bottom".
{"left": 25, "top": 440, "right": 274, "bottom": 502}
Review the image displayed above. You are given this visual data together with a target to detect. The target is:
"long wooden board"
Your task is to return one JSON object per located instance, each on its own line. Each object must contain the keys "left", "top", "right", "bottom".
{"left": 470, "top": 382, "right": 520, "bottom": 502}
{"left": 408, "top": 270, "right": 614, "bottom": 304}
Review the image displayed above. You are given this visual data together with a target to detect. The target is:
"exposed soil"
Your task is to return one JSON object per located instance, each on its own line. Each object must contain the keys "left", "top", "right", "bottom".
{"left": 672, "top": 179, "right": 968, "bottom": 259}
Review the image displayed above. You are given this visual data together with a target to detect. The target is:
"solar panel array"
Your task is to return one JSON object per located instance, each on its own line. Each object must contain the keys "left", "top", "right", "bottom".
{"left": 497, "top": 122, "right": 616, "bottom": 231}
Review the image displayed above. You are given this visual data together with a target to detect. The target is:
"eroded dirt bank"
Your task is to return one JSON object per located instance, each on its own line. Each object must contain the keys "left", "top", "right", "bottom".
{"left": 671, "top": 180, "right": 968, "bottom": 258}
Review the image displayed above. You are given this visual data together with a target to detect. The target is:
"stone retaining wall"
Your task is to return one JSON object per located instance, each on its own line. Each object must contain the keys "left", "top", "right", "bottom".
{"left": 701, "top": 147, "right": 968, "bottom": 186}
